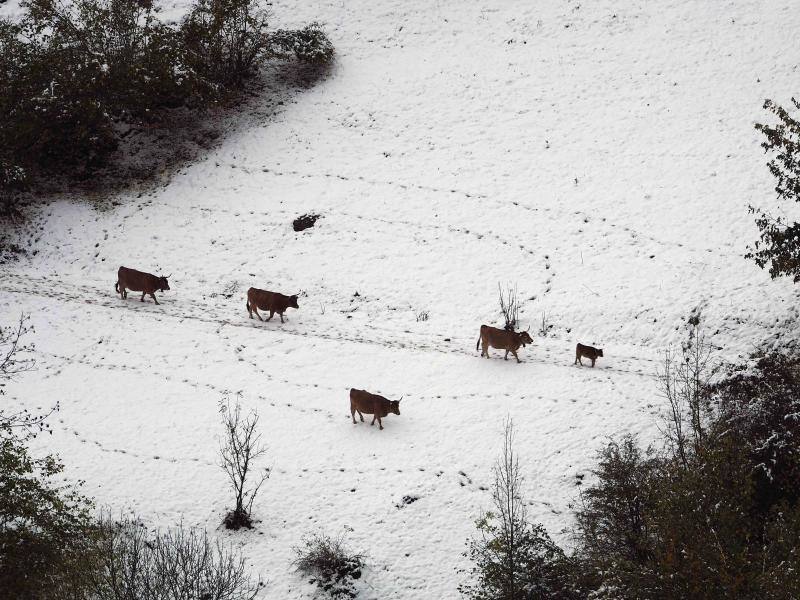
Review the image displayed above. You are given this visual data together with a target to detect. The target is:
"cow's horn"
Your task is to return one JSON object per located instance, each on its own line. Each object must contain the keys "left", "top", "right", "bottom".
{"left": 166, "top": 273, "right": 172, "bottom": 278}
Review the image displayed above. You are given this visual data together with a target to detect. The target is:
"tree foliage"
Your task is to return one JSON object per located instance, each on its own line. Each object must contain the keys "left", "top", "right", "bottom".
{"left": 747, "top": 98, "right": 800, "bottom": 281}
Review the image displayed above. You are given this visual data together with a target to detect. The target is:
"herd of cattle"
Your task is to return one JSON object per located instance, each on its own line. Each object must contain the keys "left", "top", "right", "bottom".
{"left": 115, "top": 266, "right": 604, "bottom": 430}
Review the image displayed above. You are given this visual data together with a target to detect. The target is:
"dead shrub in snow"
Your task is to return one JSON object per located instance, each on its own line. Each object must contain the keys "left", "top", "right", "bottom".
{"left": 94, "top": 516, "right": 262, "bottom": 599}
{"left": 293, "top": 531, "right": 365, "bottom": 598}
{"left": 498, "top": 283, "right": 520, "bottom": 331}
{"left": 657, "top": 321, "right": 718, "bottom": 468}
{"left": 218, "top": 396, "right": 270, "bottom": 530}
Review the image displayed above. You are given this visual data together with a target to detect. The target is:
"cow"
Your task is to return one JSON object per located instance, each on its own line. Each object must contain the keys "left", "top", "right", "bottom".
{"left": 349, "top": 388, "right": 402, "bottom": 431}
{"left": 116, "top": 266, "right": 170, "bottom": 305}
{"left": 246, "top": 288, "right": 299, "bottom": 323}
{"left": 575, "top": 343, "right": 603, "bottom": 367}
{"left": 476, "top": 324, "right": 534, "bottom": 363}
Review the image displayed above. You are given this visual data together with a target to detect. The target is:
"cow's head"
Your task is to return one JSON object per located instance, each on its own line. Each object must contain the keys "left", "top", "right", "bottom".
{"left": 597, "top": 348, "right": 604, "bottom": 357}
{"left": 518, "top": 331, "right": 533, "bottom": 346}
{"left": 159, "top": 275, "right": 171, "bottom": 291}
{"left": 289, "top": 294, "right": 299, "bottom": 309}
{"left": 391, "top": 397, "right": 402, "bottom": 416}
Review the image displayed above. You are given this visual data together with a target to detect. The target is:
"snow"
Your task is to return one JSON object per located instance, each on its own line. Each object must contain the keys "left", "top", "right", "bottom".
{"left": 3, "top": 0, "right": 800, "bottom": 597}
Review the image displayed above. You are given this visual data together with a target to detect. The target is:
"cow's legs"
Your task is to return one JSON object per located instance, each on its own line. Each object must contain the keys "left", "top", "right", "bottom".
{"left": 577, "top": 356, "right": 583, "bottom": 366}
{"left": 251, "top": 306, "right": 264, "bottom": 321}
{"left": 377, "top": 416, "right": 383, "bottom": 430}
{"left": 266, "top": 310, "right": 274, "bottom": 321}
{"left": 140, "top": 292, "right": 146, "bottom": 302}
{"left": 591, "top": 358, "right": 596, "bottom": 368}
{"left": 482, "top": 342, "right": 490, "bottom": 359}
{"left": 512, "top": 349, "right": 521, "bottom": 363}
{"left": 279, "top": 313, "right": 285, "bottom": 323}
{"left": 351, "top": 406, "right": 357, "bottom": 424}
{"left": 370, "top": 415, "right": 376, "bottom": 426}
{"left": 357, "top": 410, "right": 364, "bottom": 422}
{"left": 150, "top": 293, "right": 160, "bottom": 305}
{"left": 504, "top": 350, "right": 509, "bottom": 361}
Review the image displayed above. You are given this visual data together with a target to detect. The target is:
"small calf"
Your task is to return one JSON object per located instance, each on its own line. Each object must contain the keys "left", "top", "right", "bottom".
{"left": 575, "top": 343, "right": 603, "bottom": 367}
{"left": 349, "top": 388, "right": 401, "bottom": 431}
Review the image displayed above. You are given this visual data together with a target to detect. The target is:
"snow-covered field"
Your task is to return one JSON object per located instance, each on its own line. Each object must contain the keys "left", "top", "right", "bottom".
{"left": 3, "top": 0, "right": 800, "bottom": 597}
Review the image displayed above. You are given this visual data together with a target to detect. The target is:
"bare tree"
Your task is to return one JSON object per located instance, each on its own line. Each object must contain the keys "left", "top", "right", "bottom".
{"left": 498, "top": 283, "right": 519, "bottom": 331}
{"left": 95, "top": 516, "right": 262, "bottom": 600}
{"left": 0, "top": 313, "right": 55, "bottom": 438}
{"left": 219, "top": 396, "right": 270, "bottom": 530}
{"left": 657, "top": 322, "right": 717, "bottom": 468}
{"left": 460, "top": 418, "right": 566, "bottom": 600}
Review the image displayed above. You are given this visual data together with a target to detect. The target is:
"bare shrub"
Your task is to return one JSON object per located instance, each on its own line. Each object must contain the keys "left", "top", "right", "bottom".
{"left": 416, "top": 310, "right": 429, "bottom": 322}
{"left": 498, "top": 283, "right": 519, "bottom": 331}
{"left": 0, "top": 313, "right": 57, "bottom": 439}
{"left": 94, "top": 516, "right": 262, "bottom": 599}
{"left": 219, "top": 396, "right": 270, "bottom": 530}
{"left": 657, "top": 321, "right": 718, "bottom": 467}
{"left": 293, "top": 531, "right": 365, "bottom": 598}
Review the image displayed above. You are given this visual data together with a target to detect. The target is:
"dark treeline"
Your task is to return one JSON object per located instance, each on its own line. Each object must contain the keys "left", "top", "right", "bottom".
{"left": 0, "top": 0, "right": 333, "bottom": 213}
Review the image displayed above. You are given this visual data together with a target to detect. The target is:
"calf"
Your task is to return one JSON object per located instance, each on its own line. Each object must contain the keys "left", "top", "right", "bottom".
{"left": 349, "top": 388, "right": 401, "bottom": 431}
{"left": 476, "top": 324, "right": 534, "bottom": 363}
{"left": 575, "top": 343, "right": 603, "bottom": 367}
{"left": 116, "top": 266, "right": 170, "bottom": 305}
{"left": 246, "top": 288, "right": 299, "bottom": 323}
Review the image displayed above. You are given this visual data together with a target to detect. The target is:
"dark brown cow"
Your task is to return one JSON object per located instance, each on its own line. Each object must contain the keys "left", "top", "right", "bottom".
{"left": 575, "top": 343, "right": 603, "bottom": 367}
{"left": 116, "top": 266, "right": 170, "bottom": 305}
{"left": 476, "top": 324, "right": 534, "bottom": 363}
{"left": 349, "top": 388, "right": 401, "bottom": 431}
{"left": 246, "top": 288, "right": 299, "bottom": 323}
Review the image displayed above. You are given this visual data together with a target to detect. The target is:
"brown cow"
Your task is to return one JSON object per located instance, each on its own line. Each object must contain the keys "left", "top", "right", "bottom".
{"left": 476, "top": 324, "right": 534, "bottom": 363}
{"left": 349, "top": 388, "right": 401, "bottom": 431}
{"left": 116, "top": 266, "right": 170, "bottom": 305}
{"left": 575, "top": 343, "right": 603, "bottom": 367}
{"left": 246, "top": 288, "right": 299, "bottom": 323}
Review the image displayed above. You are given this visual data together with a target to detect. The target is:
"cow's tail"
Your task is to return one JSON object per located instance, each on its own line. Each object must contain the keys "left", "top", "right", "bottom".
{"left": 246, "top": 299, "right": 250, "bottom": 312}
{"left": 476, "top": 335, "right": 480, "bottom": 352}
{"left": 115, "top": 281, "right": 119, "bottom": 294}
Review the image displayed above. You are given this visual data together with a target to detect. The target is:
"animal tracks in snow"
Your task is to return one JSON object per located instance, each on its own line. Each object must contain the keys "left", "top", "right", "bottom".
{"left": 0, "top": 271, "right": 657, "bottom": 381}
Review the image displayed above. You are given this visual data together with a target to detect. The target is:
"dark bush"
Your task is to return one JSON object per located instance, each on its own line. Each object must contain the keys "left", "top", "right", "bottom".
{"left": 571, "top": 350, "right": 800, "bottom": 599}
{"left": 0, "top": 431, "right": 98, "bottom": 599}
{"left": 271, "top": 22, "right": 334, "bottom": 65}
{"left": 182, "top": 0, "right": 271, "bottom": 91}
{"left": 293, "top": 531, "right": 365, "bottom": 598}
{"left": 0, "top": 0, "right": 332, "bottom": 206}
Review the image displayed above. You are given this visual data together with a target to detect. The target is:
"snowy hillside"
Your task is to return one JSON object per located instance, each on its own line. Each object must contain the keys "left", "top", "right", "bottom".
{"left": 3, "top": 0, "right": 800, "bottom": 597}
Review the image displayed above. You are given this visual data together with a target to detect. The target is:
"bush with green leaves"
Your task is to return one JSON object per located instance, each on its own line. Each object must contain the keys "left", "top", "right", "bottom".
{"left": 746, "top": 98, "right": 800, "bottom": 281}
{"left": 460, "top": 419, "right": 577, "bottom": 600}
